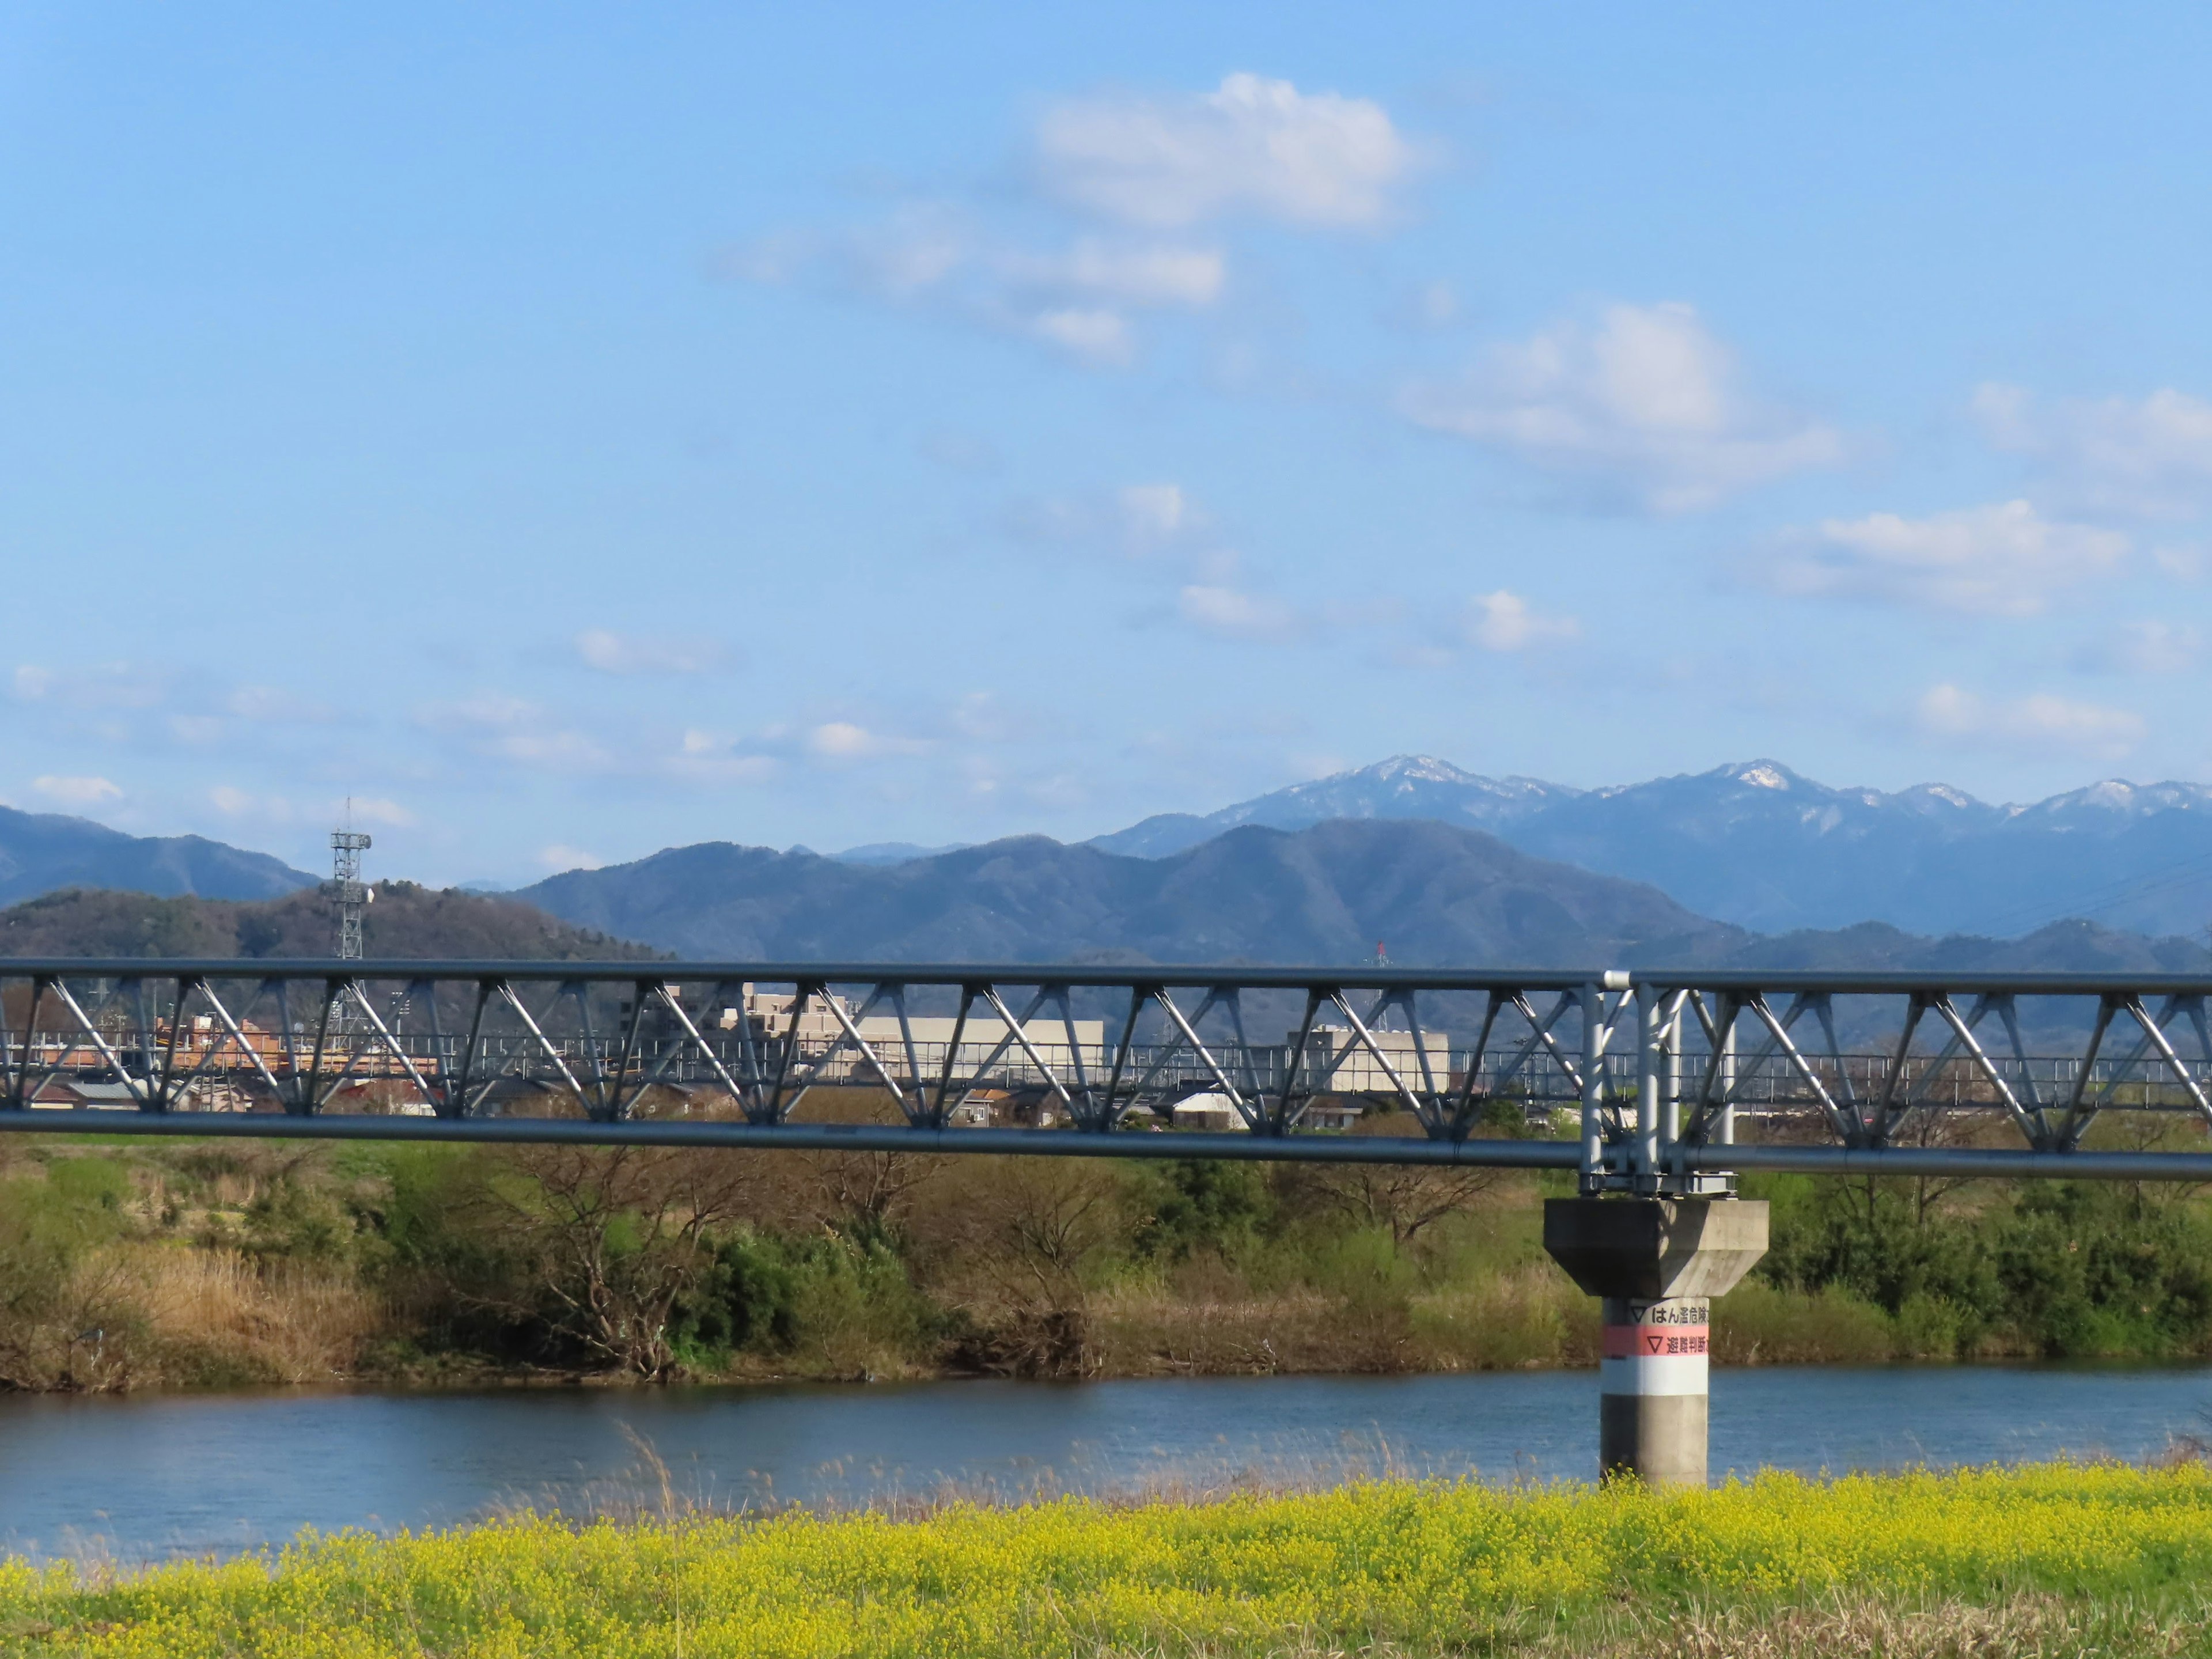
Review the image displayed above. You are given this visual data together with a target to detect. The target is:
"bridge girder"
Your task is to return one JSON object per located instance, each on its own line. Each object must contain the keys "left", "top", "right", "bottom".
{"left": 1, "top": 960, "right": 2209, "bottom": 1184}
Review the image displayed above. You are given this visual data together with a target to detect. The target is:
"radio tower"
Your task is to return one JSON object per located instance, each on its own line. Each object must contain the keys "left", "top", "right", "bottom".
{"left": 332, "top": 807, "right": 372, "bottom": 961}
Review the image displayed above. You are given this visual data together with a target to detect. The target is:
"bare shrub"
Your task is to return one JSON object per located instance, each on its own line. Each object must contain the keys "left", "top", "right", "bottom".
{"left": 1282, "top": 1161, "right": 1506, "bottom": 1249}
{"left": 923, "top": 1158, "right": 1127, "bottom": 1377}
{"left": 800, "top": 1150, "right": 941, "bottom": 1243}
{"left": 463, "top": 1146, "right": 763, "bottom": 1379}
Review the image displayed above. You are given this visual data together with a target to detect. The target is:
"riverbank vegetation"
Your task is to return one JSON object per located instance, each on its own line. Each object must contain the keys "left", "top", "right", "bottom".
{"left": 3, "top": 1463, "right": 2210, "bottom": 1656}
{"left": 2, "top": 1108, "right": 2210, "bottom": 1391}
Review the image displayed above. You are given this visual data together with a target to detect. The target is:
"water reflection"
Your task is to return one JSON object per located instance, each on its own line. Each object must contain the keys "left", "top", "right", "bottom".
{"left": 0, "top": 1364, "right": 2205, "bottom": 1562}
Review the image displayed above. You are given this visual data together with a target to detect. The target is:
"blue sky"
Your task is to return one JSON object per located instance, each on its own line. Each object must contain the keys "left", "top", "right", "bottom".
{"left": 7, "top": 3, "right": 2212, "bottom": 883}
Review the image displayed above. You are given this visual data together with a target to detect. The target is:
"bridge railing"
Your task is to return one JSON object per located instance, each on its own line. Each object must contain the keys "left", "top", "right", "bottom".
{"left": 1603, "top": 970, "right": 2212, "bottom": 1189}
{"left": 2, "top": 960, "right": 2210, "bottom": 1180}
{"left": 0, "top": 960, "right": 1593, "bottom": 1137}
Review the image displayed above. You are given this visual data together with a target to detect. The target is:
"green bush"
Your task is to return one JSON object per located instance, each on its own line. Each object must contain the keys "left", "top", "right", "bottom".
{"left": 1132, "top": 1160, "right": 1274, "bottom": 1261}
{"left": 1751, "top": 1172, "right": 2212, "bottom": 1361}
{"left": 1991, "top": 1183, "right": 2212, "bottom": 1358}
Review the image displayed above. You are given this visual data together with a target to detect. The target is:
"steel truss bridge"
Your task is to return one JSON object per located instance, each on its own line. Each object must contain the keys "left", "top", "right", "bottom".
{"left": 3, "top": 960, "right": 2212, "bottom": 1187}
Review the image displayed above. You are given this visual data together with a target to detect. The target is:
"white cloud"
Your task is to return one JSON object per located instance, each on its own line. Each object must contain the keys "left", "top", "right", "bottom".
{"left": 1117, "top": 483, "right": 1189, "bottom": 543}
{"left": 1388, "top": 280, "right": 1460, "bottom": 331}
{"left": 946, "top": 691, "right": 1041, "bottom": 744}
{"left": 1030, "top": 307, "right": 1133, "bottom": 365}
{"left": 662, "top": 730, "right": 781, "bottom": 785}
{"left": 346, "top": 797, "right": 416, "bottom": 828}
{"left": 33, "top": 775, "right": 122, "bottom": 808}
{"left": 1975, "top": 382, "right": 2212, "bottom": 518}
{"left": 804, "top": 721, "right": 927, "bottom": 761}
{"left": 1177, "top": 584, "right": 1300, "bottom": 640}
{"left": 1916, "top": 684, "right": 2144, "bottom": 760}
{"left": 1463, "top": 590, "right": 1579, "bottom": 652}
{"left": 2070, "top": 619, "right": 2203, "bottom": 676}
{"left": 726, "top": 206, "right": 1222, "bottom": 368}
{"left": 224, "top": 684, "right": 333, "bottom": 723}
{"left": 809, "top": 721, "right": 875, "bottom": 758}
{"left": 1770, "top": 499, "right": 2127, "bottom": 617}
{"left": 2154, "top": 543, "right": 2209, "bottom": 581}
{"left": 574, "top": 629, "right": 729, "bottom": 676}
{"left": 1006, "top": 481, "right": 1215, "bottom": 560}
{"left": 1010, "top": 239, "right": 1225, "bottom": 306}
{"left": 10, "top": 661, "right": 166, "bottom": 710}
{"left": 206, "top": 787, "right": 411, "bottom": 827}
{"left": 665, "top": 753, "right": 779, "bottom": 786}
{"left": 538, "top": 844, "right": 604, "bottom": 873}
{"left": 418, "top": 694, "right": 612, "bottom": 770}
{"left": 1402, "top": 302, "right": 1844, "bottom": 513}
{"left": 1036, "top": 73, "right": 1417, "bottom": 229}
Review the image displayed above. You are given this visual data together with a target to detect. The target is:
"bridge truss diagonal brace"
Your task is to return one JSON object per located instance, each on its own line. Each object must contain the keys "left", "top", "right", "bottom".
{"left": 978, "top": 987, "right": 1077, "bottom": 1116}
{"left": 1681, "top": 989, "right": 1744, "bottom": 1147}
{"left": 1146, "top": 987, "right": 1264, "bottom": 1134}
{"left": 43, "top": 978, "right": 154, "bottom": 1111}
{"left": 2055, "top": 995, "right": 2211, "bottom": 1147}
{"left": 1309, "top": 990, "right": 1414, "bottom": 1122}
{"left": 1494, "top": 990, "right": 1584, "bottom": 1100}
{"left": 937, "top": 986, "right": 1049, "bottom": 1125}
{"left": 334, "top": 979, "right": 441, "bottom": 1114}
{"left": 806, "top": 983, "right": 929, "bottom": 1126}
{"left": 297, "top": 981, "right": 382, "bottom": 1114}
{"left": 1927, "top": 994, "right": 2044, "bottom": 1150}
{"left": 496, "top": 981, "right": 590, "bottom": 1107}
{"left": 196, "top": 981, "right": 274, "bottom": 1105}
{"left": 1361, "top": 987, "right": 1449, "bottom": 1139}
{"left": 624, "top": 982, "right": 756, "bottom": 1126}
{"left": 2119, "top": 996, "right": 2212, "bottom": 1131}
{"left": 1744, "top": 994, "right": 1855, "bottom": 1146}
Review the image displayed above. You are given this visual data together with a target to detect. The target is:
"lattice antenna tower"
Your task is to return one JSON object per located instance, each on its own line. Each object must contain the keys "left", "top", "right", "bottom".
{"left": 332, "top": 803, "right": 372, "bottom": 961}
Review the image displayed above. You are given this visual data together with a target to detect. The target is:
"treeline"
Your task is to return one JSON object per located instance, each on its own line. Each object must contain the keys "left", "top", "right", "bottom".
{"left": 0, "top": 881, "right": 658, "bottom": 961}
{"left": 2, "top": 1127, "right": 2210, "bottom": 1392}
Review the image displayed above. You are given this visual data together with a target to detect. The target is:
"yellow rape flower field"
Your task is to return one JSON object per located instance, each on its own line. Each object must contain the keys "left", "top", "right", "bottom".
{"left": 5, "top": 1463, "right": 2212, "bottom": 1658}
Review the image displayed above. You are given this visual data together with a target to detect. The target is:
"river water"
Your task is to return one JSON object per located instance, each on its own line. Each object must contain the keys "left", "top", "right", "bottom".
{"left": 3, "top": 1364, "right": 2206, "bottom": 1562}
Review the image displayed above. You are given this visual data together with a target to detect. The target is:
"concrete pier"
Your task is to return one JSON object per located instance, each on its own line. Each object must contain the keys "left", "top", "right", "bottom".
{"left": 1543, "top": 1197, "right": 1769, "bottom": 1486}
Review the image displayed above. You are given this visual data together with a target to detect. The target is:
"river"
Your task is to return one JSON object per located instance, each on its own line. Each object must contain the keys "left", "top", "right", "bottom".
{"left": 3, "top": 1363, "right": 2206, "bottom": 1562}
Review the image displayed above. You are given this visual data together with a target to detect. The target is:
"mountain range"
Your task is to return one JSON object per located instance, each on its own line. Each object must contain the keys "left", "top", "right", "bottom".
{"left": 1083, "top": 757, "right": 2212, "bottom": 938}
{"left": 518, "top": 817, "right": 2208, "bottom": 975}
{"left": 0, "top": 804, "right": 314, "bottom": 908}
{"left": 14, "top": 754, "right": 2212, "bottom": 964}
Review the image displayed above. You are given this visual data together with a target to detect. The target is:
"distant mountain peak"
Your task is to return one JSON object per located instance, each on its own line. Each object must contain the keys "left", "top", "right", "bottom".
{"left": 1082, "top": 752, "right": 2212, "bottom": 939}
{"left": 1310, "top": 754, "right": 1568, "bottom": 801}
{"left": 0, "top": 805, "right": 315, "bottom": 908}
{"left": 1904, "top": 783, "right": 1979, "bottom": 809}
{"left": 1724, "top": 761, "right": 1796, "bottom": 791}
{"left": 1366, "top": 754, "right": 1479, "bottom": 785}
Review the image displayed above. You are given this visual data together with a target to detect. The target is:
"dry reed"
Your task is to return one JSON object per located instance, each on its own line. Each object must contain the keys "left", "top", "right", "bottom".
{"left": 111, "top": 1246, "right": 386, "bottom": 1385}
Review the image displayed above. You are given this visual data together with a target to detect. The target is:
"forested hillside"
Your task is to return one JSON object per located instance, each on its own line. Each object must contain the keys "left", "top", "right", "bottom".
{"left": 0, "top": 882, "right": 661, "bottom": 962}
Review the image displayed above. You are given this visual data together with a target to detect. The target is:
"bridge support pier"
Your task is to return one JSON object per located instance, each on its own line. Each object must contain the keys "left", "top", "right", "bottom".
{"left": 1543, "top": 1198, "right": 1768, "bottom": 1486}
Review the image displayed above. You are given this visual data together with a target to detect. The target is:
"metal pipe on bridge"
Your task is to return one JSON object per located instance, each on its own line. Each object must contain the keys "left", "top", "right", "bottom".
{"left": 1, "top": 1106, "right": 2208, "bottom": 1180}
